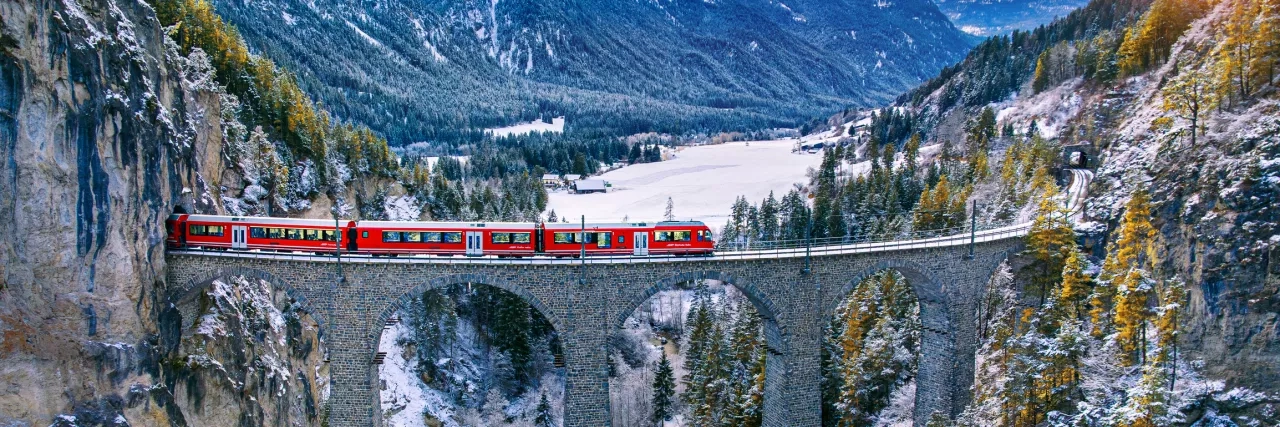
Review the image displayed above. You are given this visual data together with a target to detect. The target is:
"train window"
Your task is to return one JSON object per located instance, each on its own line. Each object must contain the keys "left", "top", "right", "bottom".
{"left": 655, "top": 231, "right": 671, "bottom": 241}
{"left": 286, "top": 229, "right": 301, "bottom": 240}
{"left": 361, "top": 231, "right": 368, "bottom": 238}
{"left": 554, "top": 232, "right": 576, "bottom": 244}
{"left": 406, "top": 232, "right": 422, "bottom": 243}
{"left": 597, "top": 232, "right": 612, "bottom": 248}
{"left": 383, "top": 231, "right": 401, "bottom": 242}
{"left": 323, "top": 230, "right": 336, "bottom": 241}
{"left": 512, "top": 233, "right": 531, "bottom": 244}
{"left": 251, "top": 227, "right": 266, "bottom": 239}
{"left": 422, "top": 232, "right": 441, "bottom": 242}
{"left": 492, "top": 233, "right": 511, "bottom": 244}
{"left": 673, "top": 231, "right": 691, "bottom": 241}
{"left": 619, "top": 235, "right": 625, "bottom": 243}
{"left": 207, "top": 225, "right": 224, "bottom": 237}
{"left": 442, "top": 232, "right": 462, "bottom": 243}
{"left": 303, "top": 229, "right": 319, "bottom": 240}
{"left": 189, "top": 225, "right": 205, "bottom": 236}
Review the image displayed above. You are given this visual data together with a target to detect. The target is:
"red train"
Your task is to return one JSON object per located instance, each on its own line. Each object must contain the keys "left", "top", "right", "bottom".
{"left": 166, "top": 214, "right": 716, "bottom": 257}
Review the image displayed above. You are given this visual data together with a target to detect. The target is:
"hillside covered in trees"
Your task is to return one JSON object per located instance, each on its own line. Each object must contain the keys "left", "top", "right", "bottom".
{"left": 202, "top": 0, "right": 974, "bottom": 146}
{"left": 780, "top": 0, "right": 1280, "bottom": 422}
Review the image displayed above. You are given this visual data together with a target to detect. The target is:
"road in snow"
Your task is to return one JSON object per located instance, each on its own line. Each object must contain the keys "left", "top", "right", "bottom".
{"left": 546, "top": 140, "right": 822, "bottom": 225}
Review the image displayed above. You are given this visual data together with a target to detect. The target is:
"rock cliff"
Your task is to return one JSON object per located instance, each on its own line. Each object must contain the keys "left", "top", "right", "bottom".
{"left": 0, "top": 0, "right": 327, "bottom": 424}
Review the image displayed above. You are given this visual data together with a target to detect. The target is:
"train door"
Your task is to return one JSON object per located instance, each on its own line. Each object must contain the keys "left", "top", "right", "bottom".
{"left": 466, "top": 231, "right": 484, "bottom": 256}
{"left": 231, "top": 225, "right": 248, "bottom": 249}
{"left": 633, "top": 231, "right": 649, "bottom": 256}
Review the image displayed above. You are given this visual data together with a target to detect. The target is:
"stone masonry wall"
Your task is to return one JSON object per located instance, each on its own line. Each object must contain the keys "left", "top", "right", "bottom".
{"left": 165, "top": 239, "right": 1019, "bottom": 426}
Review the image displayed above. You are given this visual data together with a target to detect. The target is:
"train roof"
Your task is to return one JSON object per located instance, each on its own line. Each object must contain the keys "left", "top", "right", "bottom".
{"left": 543, "top": 222, "right": 649, "bottom": 230}
{"left": 357, "top": 221, "right": 539, "bottom": 229}
{"left": 655, "top": 220, "right": 708, "bottom": 226}
{"left": 184, "top": 215, "right": 343, "bottom": 227}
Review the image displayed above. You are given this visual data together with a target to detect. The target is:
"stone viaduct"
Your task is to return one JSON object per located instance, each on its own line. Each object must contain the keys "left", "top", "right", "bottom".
{"left": 164, "top": 231, "right": 1025, "bottom": 427}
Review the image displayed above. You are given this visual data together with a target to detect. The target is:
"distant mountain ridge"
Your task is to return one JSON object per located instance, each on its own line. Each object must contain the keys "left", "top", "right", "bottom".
{"left": 209, "top": 0, "right": 973, "bottom": 144}
{"left": 934, "top": 0, "right": 1091, "bottom": 36}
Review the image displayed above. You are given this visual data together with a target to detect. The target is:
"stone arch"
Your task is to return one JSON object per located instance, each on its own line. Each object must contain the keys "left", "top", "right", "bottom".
{"left": 369, "top": 272, "right": 564, "bottom": 349}
{"left": 829, "top": 259, "right": 953, "bottom": 425}
{"left": 828, "top": 259, "right": 942, "bottom": 316}
{"left": 365, "top": 272, "right": 568, "bottom": 425}
{"left": 168, "top": 266, "right": 329, "bottom": 338}
{"left": 611, "top": 270, "right": 792, "bottom": 426}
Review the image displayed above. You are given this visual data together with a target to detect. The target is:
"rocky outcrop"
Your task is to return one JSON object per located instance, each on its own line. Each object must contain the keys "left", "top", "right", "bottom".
{"left": 0, "top": 0, "right": 327, "bottom": 424}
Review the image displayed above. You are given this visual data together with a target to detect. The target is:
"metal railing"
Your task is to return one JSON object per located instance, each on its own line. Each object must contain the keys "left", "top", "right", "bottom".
{"left": 167, "top": 222, "right": 1032, "bottom": 265}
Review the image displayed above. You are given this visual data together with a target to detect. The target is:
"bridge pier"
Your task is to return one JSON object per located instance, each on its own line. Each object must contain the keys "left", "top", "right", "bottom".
{"left": 562, "top": 313, "right": 612, "bottom": 426}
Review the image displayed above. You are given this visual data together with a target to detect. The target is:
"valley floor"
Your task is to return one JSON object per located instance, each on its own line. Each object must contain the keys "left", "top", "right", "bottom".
{"left": 545, "top": 140, "right": 823, "bottom": 224}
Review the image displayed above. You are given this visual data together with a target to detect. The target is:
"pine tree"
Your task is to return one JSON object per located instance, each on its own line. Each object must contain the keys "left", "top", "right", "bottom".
{"left": 1059, "top": 246, "right": 1092, "bottom": 320}
{"left": 652, "top": 352, "right": 676, "bottom": 424}
{"left": 1024, "top": 197, "right": 1076, "bottom": 306}
{"left": 682, "top": 296, "right": 713, "bottom": 404}
{"left": 759, "top": 192, "right": 780, "bottom": 241}
{"left": 665, "top": 197, "right": 676, "bottom": 221}
{"left": 966, "top": 107, "right": 997, "bottom": 183}
{"left": 1162, "top": 67, "right": 1222, "bottom": 147}
{"left": 535, "top": 392, "right": 554, "bottom": 427}
{"left": 1033, "top": 50, "right": 1052, "bottom": 93}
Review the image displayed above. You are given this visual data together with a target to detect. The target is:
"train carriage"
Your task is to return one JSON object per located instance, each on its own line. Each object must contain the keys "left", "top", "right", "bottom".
{"left": 170, "top": 214, "right": 349, "bottom": 252}
{"left": 540, "top": 222, "right": 652, "bottom": 256}
{"left": 650, "top": 221, "right": 715, "bottom": 255}
{"left": 355, "top": 222, "right": 541, "bottom": 257}
{"left": 167, "top": 214, "right": 715, "bottom": 257}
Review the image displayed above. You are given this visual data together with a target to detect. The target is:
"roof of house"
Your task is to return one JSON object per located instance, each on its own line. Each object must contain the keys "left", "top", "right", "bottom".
{"left": 573, "top": 179, "right": 607, "bottom": 190}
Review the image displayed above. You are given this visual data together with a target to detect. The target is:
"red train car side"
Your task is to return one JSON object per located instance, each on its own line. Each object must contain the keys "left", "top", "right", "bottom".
{"left": 540, "top": 222, "right": 650, "bottom": 256}
{"left": 169, "top": 214, "right": 350, "bottom": 253}
{"left": 354, "top": 222, "right": 540, "bottom": 257}
{"left": 650, "top": 221, "right": 715, "bottom": 255}
{"left": 166, "top": 214, "right": 715, "bottom": 257}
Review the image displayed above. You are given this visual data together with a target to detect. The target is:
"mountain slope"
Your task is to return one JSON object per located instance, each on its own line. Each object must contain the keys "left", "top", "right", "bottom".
{"left": 891, "top": 0, "right": 1280, "bottom": 399}
{"left": 207, "top": 0, "right": 973, "bottom": 144}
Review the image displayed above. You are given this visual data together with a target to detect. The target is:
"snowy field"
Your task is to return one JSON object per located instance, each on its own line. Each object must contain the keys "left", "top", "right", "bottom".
{"left": 486, "top": 117, "right": 566, "bottom": 138}
{"left": 545, "top": 140, "right": 823, "bottom": 225}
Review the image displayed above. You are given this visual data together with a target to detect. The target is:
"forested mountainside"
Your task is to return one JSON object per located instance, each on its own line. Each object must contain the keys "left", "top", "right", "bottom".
{"left": 205, "top": 0, "right": 972, "bottom": 145}
{"left": 788, "top": 0, "right": 1280, "bottom": 421}
{"left": 934, "top": 0, "right": 1091, "bottom": 37}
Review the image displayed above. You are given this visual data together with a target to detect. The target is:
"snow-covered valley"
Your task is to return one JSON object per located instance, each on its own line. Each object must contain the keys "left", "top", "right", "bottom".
{"left": 545, "top": 140, "right": 823, "bottom": 224}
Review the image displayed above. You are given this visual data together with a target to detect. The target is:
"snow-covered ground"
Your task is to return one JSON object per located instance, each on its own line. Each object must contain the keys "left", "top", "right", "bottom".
{"left": 486, "top": 117, "right": 566, "bottom": 138}
{"left": 381, "top": 323, "right": 455, "bottom": 426}
{"left": 545, "top": 140, "right": 823, "bottom": 225}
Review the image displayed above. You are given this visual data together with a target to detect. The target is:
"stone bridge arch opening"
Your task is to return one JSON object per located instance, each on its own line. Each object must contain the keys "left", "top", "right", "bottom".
{"left": 161, "top": 267, "right": 331, "bottom": 425}
{"left": 608, "top": 271, "right": 790, "bottom": 427}
{"left": 826, "top": 261, "right": 958, "bottom": 426}
{"left": 371, "top": 274, "right": 567, "bottom": 426}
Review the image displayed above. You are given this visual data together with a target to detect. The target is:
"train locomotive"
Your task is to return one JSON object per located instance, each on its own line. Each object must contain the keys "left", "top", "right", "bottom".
{"left": 166, "top": 214, "right": 716, "bottom": 257}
